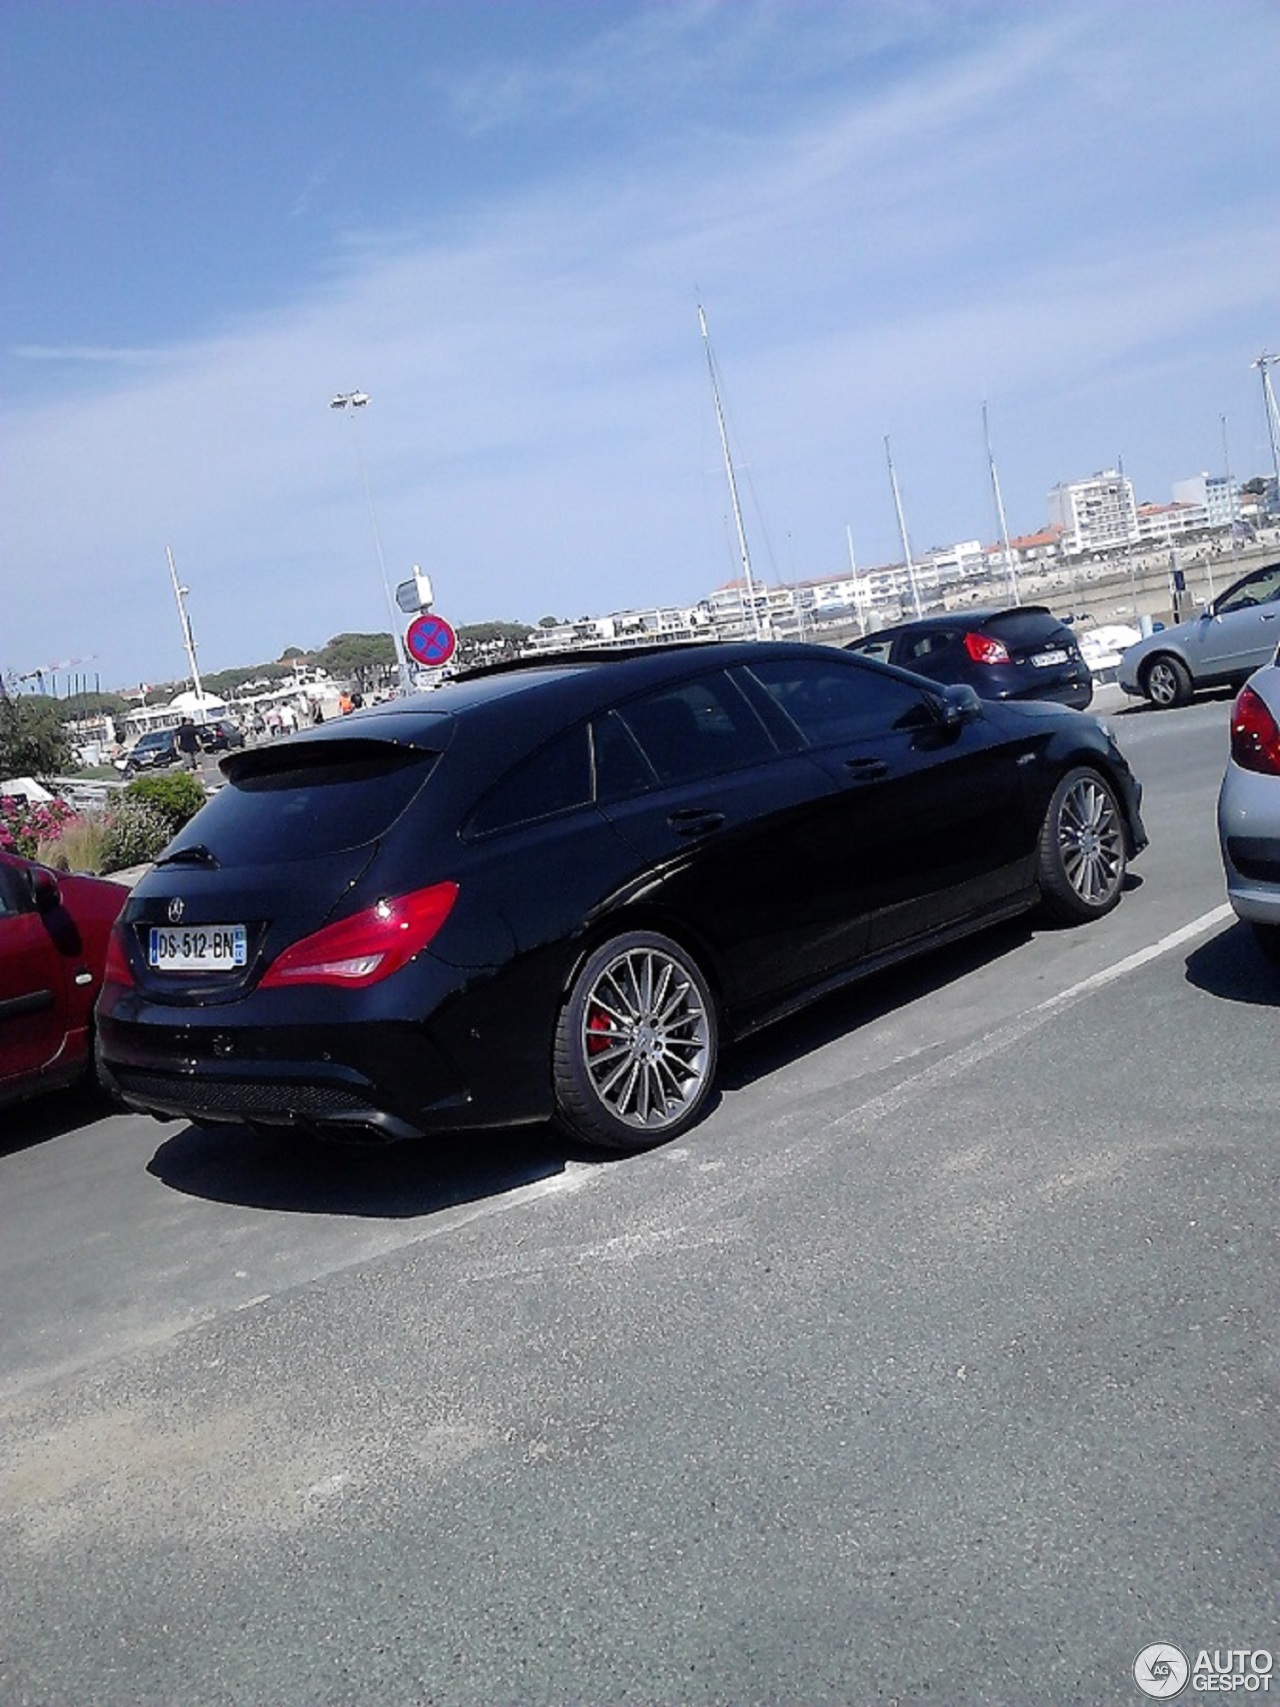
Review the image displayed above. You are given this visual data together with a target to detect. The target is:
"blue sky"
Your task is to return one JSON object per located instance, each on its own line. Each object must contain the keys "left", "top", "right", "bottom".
{"left": 3, "top": 0, "right": 1277, "bottom": 693}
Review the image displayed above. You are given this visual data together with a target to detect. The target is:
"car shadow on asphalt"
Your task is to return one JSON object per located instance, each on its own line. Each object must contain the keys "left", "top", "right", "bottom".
{"left": 0, "top": 1083, "right": 117, "bottom": 1158}
{"left": 717, "top": 917, "right": 1035, "bottom": 1091}
{"left": 1112, "top": 684, "right": 1237, "bottom": 717}
{"left": 1184, "top": 919, "right": 1279, "bottom": 1007}
{"left": 146, "top": 1118, "right": 587, "bottom": 1218}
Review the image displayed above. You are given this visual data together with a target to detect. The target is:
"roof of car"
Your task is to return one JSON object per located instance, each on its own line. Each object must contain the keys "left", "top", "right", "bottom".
{"left": 221, "top": 640, "right": 882, "bottom": 783}
{"left": 853, "top": 605, "right": 1054, "bottom": 642}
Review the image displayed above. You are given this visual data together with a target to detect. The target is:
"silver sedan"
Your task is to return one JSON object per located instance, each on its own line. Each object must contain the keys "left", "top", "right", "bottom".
{"left": 1119, "top": 558, "right": 1280, "bottom": 708}
{"left": 1217, "top": 644, "right": 1280, "bottom": 962}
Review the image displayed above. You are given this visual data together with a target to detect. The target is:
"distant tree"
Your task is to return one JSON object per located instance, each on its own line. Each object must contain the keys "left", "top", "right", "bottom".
{"left": 457, "top": 622, "right": 533, "bottom": 646}
{"left": 61, "top": 691, "right": 129, "bottom": 719}
{"left": 317, "top": 632, "right": 396, "bottom": 690}
{"left": 279, "top": 645, "right": 309, "bottom": 661}
{"left": 202, "top": 662, "right": 296, "bottom": 700}
{"left": 1241, "top": 476, "right": 1268, "bottom": 495}
{"left": 538, "top": 615, "right": 563, "bottom": 628}
{"left": 0, "top": 687, "right": 74, "bottom": 779}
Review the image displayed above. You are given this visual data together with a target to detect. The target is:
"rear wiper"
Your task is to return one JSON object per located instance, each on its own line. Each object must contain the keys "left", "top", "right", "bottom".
{"left": 155, "top": 843, "right": 221, "bottom": 869}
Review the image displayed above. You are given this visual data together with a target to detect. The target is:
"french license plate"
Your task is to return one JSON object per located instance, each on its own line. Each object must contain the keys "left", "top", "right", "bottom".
{"left": 148, "top": 923, "right": 248, "bottom": 972}
{"left": 1031, "top": 648, "right": 1069, "bottom": 668}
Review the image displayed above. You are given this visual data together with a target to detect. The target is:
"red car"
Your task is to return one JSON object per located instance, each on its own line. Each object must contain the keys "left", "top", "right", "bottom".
{"left": 0, "top": 851, "right": 128, "bottom": 1109}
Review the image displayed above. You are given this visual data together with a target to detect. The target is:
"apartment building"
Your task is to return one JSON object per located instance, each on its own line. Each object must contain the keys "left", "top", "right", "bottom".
{"left": 1171, "top": 472, "right": 1239, "bottom": 529}
{"left": 1047, "top": 469, "right": 1139, "bottom": 554}
{"left": 1135, "top": 500, "right": 1208, "bottom": 542}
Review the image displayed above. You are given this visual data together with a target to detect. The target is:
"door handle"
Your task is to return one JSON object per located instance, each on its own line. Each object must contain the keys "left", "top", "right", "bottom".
{"left": 844, "top": 756, "right": 889, "bottom": 782}
{"left": 667, "top": 808, "right": 726, "bottom": 837}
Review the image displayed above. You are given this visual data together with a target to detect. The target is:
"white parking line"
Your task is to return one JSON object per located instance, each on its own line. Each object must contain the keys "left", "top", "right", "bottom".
{"left": 821, "top": 904, "right": 1236, "bottom": 1143}
{"left": 1033, "top": 904, "right": 1234, "bottom": 1016}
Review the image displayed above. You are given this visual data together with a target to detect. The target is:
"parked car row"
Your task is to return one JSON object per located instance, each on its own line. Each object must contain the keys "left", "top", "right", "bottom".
{"left": 6, "top": 623, "right": 1278, "bottom": 1136}
{"left": 119, "top": 719, "right": 245, "bottom": 778}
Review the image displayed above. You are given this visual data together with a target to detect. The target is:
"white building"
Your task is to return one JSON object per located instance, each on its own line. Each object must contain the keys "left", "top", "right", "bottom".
{"left": 123, "top": 689, "right": 230, "bottom": 739}
{"left": 1172, "top": 472, "right": 1239, "bottom": 529}
{"left": 1135, "top": 500, "right": 1208, "bottom": 543}
{"left": 1047, "top": 470, "right": 1139, "bottom": 554}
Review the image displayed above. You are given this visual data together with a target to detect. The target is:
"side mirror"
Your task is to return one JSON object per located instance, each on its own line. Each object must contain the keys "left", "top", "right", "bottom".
{"left": 28, "top": 867, "right": 61, "bottom": 914}
{"left": 938, "top": 683, "right": 983, "bottom": 727}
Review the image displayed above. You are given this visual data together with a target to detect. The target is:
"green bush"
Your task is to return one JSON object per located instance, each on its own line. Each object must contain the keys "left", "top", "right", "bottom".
{"left": 125, "top": 771, "right": 207, "bottom": 835}
{"left": 101, "top": 796, "right": 174, "bottom": 873}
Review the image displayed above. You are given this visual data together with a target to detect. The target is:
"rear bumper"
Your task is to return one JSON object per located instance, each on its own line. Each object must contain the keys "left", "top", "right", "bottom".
{"left": 1217, "top": 767, "right": 1280, "bottom": 926}
{"left": 97, "top": 1006, "right": 477, "bottom": 1142}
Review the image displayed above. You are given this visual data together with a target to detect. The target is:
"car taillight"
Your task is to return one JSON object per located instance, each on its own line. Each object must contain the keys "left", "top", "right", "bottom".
{"left": 963, "top": 630, "right": 1011, "bottom": 666}
{"left": 103, "top": 921, "right": 135, "bottom": 988}
{"left": 1229, "top": 686, "right": 1280, "bottom": 776}
{"left": 258, "top": 882, "right": 459, "bottom": 988}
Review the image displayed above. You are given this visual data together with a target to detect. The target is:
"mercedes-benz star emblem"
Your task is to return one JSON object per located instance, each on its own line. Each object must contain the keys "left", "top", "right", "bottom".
{"left": 168, "top": 897, "right": 185, "bottom": 923}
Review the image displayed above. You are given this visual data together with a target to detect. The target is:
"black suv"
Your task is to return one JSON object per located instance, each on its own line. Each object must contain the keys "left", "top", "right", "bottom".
{"left": 847, "top": 606, "right": 1093, "bottom": 710}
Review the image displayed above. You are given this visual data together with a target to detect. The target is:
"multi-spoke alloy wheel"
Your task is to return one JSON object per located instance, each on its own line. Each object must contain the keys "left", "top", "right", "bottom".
{"left": 554, "top": 931, "right": 717, "bottom": 1150}
{"left": 1037, "top": 766, "right": 1127, "bottom": 923}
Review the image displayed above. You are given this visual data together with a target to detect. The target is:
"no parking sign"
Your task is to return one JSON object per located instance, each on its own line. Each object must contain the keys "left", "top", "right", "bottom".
{"left": 405, "top": 612, "right": 457, "bottom": 668}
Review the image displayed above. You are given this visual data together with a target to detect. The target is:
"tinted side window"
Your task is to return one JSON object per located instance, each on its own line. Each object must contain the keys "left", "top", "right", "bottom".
{"left": 848, "top": 636, "right": 895, "bottom": 663}
{"left": 467, "top": 725, "right": 592, "bottom": 836}
{"left": 592, "top": 711, "right": 656, "bottom": 802}
{"left": 745, "top": 657, "right": 926, "bottom": 744}
{"left": 615, "top": 672, "right": 774, "bottom": 785}
{"left": 900, "top": 630, "right": 956, "bottom": 664}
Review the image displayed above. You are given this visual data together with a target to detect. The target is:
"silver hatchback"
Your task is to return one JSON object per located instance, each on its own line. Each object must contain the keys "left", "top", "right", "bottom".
{"left": 1119, "top": 559, "right": 1280, "bottom": 708}
{"left": 1217, "top": 644, "right": 1280, "bottom": 962}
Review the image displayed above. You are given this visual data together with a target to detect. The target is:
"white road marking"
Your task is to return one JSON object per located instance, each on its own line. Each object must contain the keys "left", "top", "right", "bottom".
{"left": 1032, "top": 904, "right": 1234, "bottom": 1015}
{"left": 819, "top": 905, "right": 1236, "bottom": 1144}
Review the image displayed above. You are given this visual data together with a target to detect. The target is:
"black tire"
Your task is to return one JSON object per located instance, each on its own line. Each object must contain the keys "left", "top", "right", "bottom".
{"left": 1141, "top": 654, "right": 1193, "bottom": 709}
{"left": 553, "top": 930, "right": 717, "bottom": 1151}
{"left": 1036, "top": 766, "right": 1127, "bottom": 923}
{"left": 1252, "top": 923, "right": 1280, "bottom": 965}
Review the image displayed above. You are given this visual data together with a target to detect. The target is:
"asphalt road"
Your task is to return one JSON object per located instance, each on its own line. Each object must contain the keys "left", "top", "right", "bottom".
{"left": 1, "top": 688, "right": 1275, "bottom": 1707}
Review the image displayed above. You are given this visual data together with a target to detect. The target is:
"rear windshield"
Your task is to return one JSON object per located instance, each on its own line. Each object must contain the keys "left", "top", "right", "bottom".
{"left": 984, "top": 609, "right": 1072, "bottom": 648}
{"left": 166, "top": 744, "right": 440, "bottom": 864}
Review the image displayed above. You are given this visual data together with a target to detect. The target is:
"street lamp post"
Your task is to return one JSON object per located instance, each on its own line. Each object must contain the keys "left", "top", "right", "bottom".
{"left": 330, "top": 390, "right": 412, "bottom": 694}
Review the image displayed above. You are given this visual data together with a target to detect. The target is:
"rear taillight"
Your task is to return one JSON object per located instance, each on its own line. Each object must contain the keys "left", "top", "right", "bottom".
{"left": 103, "top": 921, "right": 135, "bottom": 988}
{"left": 258, "top": 882, "right": 459, "bottom": 988}
{"left": 1229, "top": 686, "right": 1280, "bottom": 776}
{"left": 963, "top": 630, "right": 1011, "bottom": 666}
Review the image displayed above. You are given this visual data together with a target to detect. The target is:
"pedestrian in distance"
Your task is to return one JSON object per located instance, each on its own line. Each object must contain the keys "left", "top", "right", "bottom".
{"left": 175, "top": 718, "right": 201, "bottom": 773}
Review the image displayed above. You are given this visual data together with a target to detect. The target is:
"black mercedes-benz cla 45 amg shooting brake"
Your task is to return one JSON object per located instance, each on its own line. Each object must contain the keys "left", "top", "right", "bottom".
{"left": 97, "top": 642, "right": 1146, "bottom": 1152}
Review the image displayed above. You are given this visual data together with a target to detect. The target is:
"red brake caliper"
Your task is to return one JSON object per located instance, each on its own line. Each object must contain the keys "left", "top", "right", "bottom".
{"left": 586, "top": 1007, "right": 612, "bottom": 1056}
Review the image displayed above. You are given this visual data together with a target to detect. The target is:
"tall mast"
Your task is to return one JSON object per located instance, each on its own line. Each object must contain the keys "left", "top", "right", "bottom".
{"left": 983, "top": 402, "right": 1020, "bottom": 605}
{"left": 699, "top": 305, "right": 763, "bottom": 639}
{"left": 1253, "top": 351, "right": 1280, "bottom": 501}
{"left": 166, "top": 545, "right": 204, "bottom": 700}
{"left": 884, "top": 436, "right": 922, "bottom": 618}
